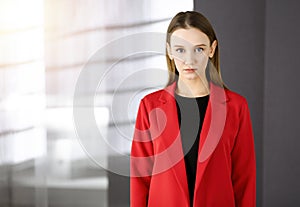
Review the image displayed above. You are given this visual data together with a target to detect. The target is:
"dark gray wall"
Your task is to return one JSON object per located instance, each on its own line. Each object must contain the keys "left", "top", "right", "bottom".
{"left": 264, "top": 0, "right": 300, "bottom": 206}
{"left": 195, "top": 0, "right": 300, "bottom": 207}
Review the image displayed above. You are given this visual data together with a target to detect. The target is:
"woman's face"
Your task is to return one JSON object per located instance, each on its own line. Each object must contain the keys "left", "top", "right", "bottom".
{"left": 168, "top": 27, "right": 217, "bottom": 81}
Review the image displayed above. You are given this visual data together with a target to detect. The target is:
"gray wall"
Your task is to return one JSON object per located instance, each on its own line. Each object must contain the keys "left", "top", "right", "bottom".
{"left": 195, "top": 0, "right": 300, "bottom": 207}
{"left": 264, "top": 0, "right": 300, "bottom": 206}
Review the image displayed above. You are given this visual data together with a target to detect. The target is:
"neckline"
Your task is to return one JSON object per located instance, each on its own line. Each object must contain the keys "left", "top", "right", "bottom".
{"left": 175, "top": 92, "right": 210, "bottom": 99}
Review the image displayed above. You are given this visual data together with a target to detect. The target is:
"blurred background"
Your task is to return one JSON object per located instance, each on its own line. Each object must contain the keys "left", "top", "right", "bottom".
{"left": 0, "top": 0, "right": 299, "bottom": 207}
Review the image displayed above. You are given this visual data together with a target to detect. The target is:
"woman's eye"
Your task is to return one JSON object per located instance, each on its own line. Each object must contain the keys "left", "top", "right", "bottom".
{"left": 175, "top": 48, "right": 184, "bottom": 53}
{"left": 195, "top": 47, "right": 203, "bottom": 53}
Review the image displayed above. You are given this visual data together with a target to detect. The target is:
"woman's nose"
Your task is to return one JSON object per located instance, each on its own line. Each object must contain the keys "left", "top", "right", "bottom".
{"left": 184, "top": 52, "right": 195, "bottom": 65}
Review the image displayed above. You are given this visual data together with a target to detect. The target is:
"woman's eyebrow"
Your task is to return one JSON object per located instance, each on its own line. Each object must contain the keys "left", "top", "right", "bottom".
{"left": 173, "top": 44, "right": 208, "bottom": 47}
{"left": 195, "top": 44, "right": 207, "bottom": 47}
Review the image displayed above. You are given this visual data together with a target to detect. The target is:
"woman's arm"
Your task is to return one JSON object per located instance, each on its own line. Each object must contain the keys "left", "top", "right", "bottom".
{"left": 231, "top": 99, "right": 256, "bottom": 207}
{"left": 130, "top": 99, "right": 154, "bottom": 207}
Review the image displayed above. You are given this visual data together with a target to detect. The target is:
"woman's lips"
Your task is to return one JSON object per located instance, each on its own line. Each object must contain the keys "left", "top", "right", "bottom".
{"left": 183, "top": 68, "right": 196, "bottom": 72}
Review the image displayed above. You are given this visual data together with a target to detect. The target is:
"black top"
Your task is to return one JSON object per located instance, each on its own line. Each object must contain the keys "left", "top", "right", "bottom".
{"left": 175, "top": 93, "right": 209, "bottom": 207}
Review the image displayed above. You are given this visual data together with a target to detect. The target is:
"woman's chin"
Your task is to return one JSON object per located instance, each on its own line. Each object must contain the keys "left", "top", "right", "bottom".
{"left": 180, "top": 73, "right": 202, "bottom": 81}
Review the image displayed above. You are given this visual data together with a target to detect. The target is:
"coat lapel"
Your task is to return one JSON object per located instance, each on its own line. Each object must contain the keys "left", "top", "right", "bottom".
{"left": 157, "top": 82, "right": 189, "bottom": 204}
{"left": 194, "top": 83, "right": 228, "bottom": 200}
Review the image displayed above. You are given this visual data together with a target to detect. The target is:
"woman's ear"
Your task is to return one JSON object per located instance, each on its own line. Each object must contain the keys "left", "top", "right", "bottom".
{"left": 209, "top": 40, "right": 217, "bottom": 58}
{"left": 166, "top": 43, "right": 173, "bottom": 60}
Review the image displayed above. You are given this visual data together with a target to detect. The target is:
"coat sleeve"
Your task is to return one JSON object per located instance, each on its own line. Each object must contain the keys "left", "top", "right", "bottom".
{"left": 231, "top": 99, "right": 256, "bottom": 207}
{"left": 130, "top": 99, "right": 154, "bottom": 207}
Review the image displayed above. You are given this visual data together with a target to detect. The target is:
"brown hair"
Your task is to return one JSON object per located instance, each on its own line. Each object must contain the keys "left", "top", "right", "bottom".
{"left": 166, "top": 11, "right": 226, "bottom": 88}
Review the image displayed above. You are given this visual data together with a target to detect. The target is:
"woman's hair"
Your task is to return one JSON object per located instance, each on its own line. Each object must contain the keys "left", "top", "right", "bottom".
{"left": 166, "top": 11, "right": 226, "bottom": 88}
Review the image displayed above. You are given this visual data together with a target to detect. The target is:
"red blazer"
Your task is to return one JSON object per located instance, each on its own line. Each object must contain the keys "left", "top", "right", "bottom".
{"left": 130, "top": 82, "right": 256, "bottom": 207}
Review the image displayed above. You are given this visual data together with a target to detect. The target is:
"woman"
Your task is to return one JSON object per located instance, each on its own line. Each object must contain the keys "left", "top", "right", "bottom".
{"left": 130, "top": 11, "right": 256, "bottom": 207}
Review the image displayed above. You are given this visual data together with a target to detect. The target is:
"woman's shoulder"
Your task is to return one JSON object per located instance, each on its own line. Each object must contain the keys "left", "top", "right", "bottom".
{"left": 141, "top": 88, "right": 167, "bottom": 102}
{"left": 139, "top": 87, "right": 174, "bottom": 108}
{"left": 225, "top": 88, "right": 249, "bottom": 107}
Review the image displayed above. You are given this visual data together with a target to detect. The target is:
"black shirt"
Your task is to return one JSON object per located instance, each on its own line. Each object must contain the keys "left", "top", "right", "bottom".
{"left": 175, "top": 93, "right": 209, "bottom": 207}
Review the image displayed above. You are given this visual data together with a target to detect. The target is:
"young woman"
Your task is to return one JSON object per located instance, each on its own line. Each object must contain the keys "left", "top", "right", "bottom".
{"left": 130, "top": 11, "right": 256, "bottom": 207}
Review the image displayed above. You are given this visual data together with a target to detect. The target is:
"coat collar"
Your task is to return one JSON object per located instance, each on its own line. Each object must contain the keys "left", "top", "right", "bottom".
{"left": 158, "top": 81, "right": 229, "bottom": 104}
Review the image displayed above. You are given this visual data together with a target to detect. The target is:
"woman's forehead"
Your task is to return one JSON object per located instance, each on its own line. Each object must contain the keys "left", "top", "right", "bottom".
{"left": 170, "top": 28, "right": 210, "bottom": 46}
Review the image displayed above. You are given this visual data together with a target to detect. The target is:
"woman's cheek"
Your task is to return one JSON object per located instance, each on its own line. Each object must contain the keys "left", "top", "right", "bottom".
{"left": 174, "top": 59, "right": 184, "bottom": 72}
{"left": 196, "top": 54, "right": 209, "bottom": 70}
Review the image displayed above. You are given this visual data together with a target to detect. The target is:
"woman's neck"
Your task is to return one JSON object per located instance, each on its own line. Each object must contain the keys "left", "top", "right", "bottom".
{"left": 176, "top": 77, "right": 209, "bottom": 97}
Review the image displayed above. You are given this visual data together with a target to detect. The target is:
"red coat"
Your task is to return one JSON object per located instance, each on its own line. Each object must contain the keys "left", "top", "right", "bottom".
{"left": 130, "top": 82, "right": 256, "bottom": 207}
